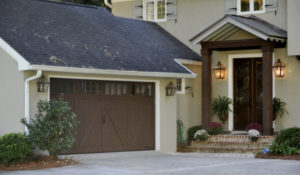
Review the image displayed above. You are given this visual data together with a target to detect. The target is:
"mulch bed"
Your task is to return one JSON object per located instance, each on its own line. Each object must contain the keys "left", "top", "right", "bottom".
{"left": 256, "top": 153, "right": 300, "bottom": 161}
{"left": 0, "top": 156, "right": 78, "bottom": 171}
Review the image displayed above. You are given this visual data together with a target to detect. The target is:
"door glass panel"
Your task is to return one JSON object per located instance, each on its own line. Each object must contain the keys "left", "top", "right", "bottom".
{"left": 157, "top": 0, "right": 166, "bottom": 20}
{"left": 254, "top": 0, "right": 263, "bottom": 11}
{"left": 241, "top": 0, "right": 250, "bottom": 12}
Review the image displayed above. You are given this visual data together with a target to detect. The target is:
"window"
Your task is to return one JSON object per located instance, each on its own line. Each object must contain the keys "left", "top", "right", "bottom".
{"left": 237, "top": 0, "right": 265, "bottom": 15}
{"left": 176, "top": 79, "right": 185, "bottom": 94}
{"left": 143, "top": 0, "right": 167, "bottom": 22}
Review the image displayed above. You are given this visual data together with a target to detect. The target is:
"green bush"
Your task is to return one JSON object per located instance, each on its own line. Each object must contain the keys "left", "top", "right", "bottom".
{"left": 21, "top": 98, "right": 79, "bottom": 158}
{"left": 207, "top": 122, "right": 223, "bottom": 135}
{"left": 0, "top": 133, "right": 33, "bottom": 166}
{"left": 187, "top": 125, "right": 202, "bottom": 142}
{"left": 270, "top": 127, "right": 300, "bottom": 155}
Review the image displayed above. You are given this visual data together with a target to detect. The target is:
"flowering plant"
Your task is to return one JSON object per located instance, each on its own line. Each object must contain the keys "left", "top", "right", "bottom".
{"left": 248, "top": 129, "right": 260, "bottom": 142}
{"left": 245, "top": 122, "right": 263, "bottom": 133}
{"left": 207, "top": 122, "right": 223, "bottom": 135}
{"left": 194, "top": 129, "right": 209, "bottom": 141}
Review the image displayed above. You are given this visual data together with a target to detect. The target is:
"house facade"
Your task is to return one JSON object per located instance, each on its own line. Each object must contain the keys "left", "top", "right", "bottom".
{"left": 111, "top": 0, "right": 300, "bottom": 135}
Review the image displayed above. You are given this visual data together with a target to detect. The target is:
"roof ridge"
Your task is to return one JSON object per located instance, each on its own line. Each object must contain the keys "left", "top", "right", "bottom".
{"left": 37, "top": 0, "right": 99, "bottom": 9}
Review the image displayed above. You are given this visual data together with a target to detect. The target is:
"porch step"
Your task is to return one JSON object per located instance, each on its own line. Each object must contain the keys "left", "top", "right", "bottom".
{"left": 188, "top": 135, "right": 275, "bottom": 154}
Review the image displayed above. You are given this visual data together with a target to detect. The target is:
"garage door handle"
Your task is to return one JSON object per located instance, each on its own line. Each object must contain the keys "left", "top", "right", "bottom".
{"left": 102, "top": 115, "right": 106, "bottom": 124}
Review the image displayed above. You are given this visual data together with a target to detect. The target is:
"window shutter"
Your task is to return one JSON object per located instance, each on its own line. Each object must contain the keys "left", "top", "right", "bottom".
{"left": 166, "top": 0, "right": 177, "bottom": 21}
{"left": 225, "top": 0, "right": 237, "bottom": 14}
{"left": 132, "top": 0, "right": 143, "bottom": 20}
{"left": 265, "top": 0, "right": 278, "bottom": 12}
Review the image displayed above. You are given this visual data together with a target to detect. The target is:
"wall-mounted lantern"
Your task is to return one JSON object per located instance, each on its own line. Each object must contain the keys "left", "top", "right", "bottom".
{"left": 273, "top": 59, "right": 286, "bottom": 78}
{"left": 166, "top": 82, "right": 176, "bottom": 96}
{"left": 213, "top": 61, "right": 226, "bottom": 79}
{"left": 37, "top": 76, "right": 50, "bottom": 92}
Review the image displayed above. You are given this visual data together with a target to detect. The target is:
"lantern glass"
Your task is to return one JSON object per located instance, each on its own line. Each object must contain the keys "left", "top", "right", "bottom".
{"left": 37, "top": 76, "right": 50, "bottom": 92}
{"left": 213, "top": 61, "right": 226, "bottom": 79}
{"left": 166, "top": 82, "right": 176, "bottom": 96}
{"left": 273, "top": 59, "right": 286, "bottom": 78}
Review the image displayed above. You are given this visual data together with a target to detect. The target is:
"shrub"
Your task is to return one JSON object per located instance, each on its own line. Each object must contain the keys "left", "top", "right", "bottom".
{"left": 207, "top": 122, "right": 223, "bottom": 135}
{"left": 0, "top": 133, "right": 33, "bottom": 166}
{"left": 270, "top": 127, "right": 300, "bottom": 155}
{"left": 273, "top": 97, "right": 288, "bottom": 120}
{"left": 245, "top": 122, "right": 263, "bottom": 133}
{"left": 194, "top": 129, "right": 209, "bottom": 141}
{"left": 187, "top": 125, "right": 202, "bottom": 142}
{"left": 21, "top": 98, "right": 79, "bottom": 158}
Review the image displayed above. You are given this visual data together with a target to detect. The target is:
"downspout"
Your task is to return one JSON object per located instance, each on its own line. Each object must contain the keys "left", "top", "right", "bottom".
{"left": 104, "top": 0, "right": 112, "bottom": 9}
{"left": 24, "top": 70, "right": 42, "bottom": 135}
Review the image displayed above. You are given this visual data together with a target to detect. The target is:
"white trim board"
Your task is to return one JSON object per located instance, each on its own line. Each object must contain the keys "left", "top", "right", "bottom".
{"left": 227, "top": 53, "right": 275, "bottom": 131}
{"left": 47, "top": 74, "right": 161, "bottom": 151}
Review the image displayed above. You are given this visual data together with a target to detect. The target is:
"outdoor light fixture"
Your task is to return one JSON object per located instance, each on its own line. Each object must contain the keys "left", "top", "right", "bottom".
{"left": 213, "top": 61, "right": 226, "bottom": 79}
{"left": 166, "top": 82, "right": 176, "bottom": 96}
{"left": 37, "top": 76, "right": 50, "bottom": 92}
{"left": 273, "top": 59, "right": 286, "bottom": 78}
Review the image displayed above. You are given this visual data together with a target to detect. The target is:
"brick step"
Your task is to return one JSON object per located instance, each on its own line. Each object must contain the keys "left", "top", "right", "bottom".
{"left": 188, "top": 147, "right": 263, "bottom": 154}
{"left": 207, "top": 135, "right": 275, "bottom": 143}
{"left": 191, "top": 141, "right": 272, "bottom": 145}
{"left": 190, "top": 143, "right": 270, "bottom": 149}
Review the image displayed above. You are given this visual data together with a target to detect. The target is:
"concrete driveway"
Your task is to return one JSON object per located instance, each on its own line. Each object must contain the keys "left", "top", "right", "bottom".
{"left": 2, "top": 151, "right": 300, "bottom": 175}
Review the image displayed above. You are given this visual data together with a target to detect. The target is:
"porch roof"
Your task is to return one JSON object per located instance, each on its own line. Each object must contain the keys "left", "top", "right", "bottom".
{"left": 190, "top": 15, "right": 287, "bottom": 44}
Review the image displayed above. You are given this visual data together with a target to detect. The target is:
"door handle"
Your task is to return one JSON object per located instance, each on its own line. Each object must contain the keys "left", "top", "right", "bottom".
{"left": 102, "top": 115, "right": 106, "bottom": 124}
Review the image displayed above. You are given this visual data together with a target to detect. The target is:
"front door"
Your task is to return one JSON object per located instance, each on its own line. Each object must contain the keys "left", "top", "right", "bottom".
{"left": 234, "top": 58, "right": 263, "bottom": 130}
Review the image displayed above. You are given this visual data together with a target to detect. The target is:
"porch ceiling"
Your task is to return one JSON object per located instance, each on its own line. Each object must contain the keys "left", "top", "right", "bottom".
{"left": 190, "top": 15, "right": 287, "bottom": 44}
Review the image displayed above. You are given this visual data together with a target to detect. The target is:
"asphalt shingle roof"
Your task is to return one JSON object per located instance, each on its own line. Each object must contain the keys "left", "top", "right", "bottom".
{"left": 0, "top": 0, "right": 201, "bottom": 74}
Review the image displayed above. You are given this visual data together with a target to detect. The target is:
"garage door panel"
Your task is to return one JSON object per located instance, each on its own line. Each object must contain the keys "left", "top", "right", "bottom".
{"left": 51, "top": 78, "right": 155, "bottom": 154}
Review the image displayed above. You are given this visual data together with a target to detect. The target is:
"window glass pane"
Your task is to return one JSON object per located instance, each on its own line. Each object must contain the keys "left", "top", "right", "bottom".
{"left": 146, "top": 1, "right": 154, "bottom": 21}
{"left": 157, "top": 0, "right": 166, "bottom": 20}
{"left": 254, "top": 0, "right": 263, "bottom": 11}
{"left": 177, "top": 79, "right": 182, "bottom": 91}
{"left": 241, "top": 0, "right": 250, "bottom": 12}
{"left": 136, "top": 85, "right": 141, "bottom": 95}
{"left": 111, "top": 83, "right": 117, "bottom": 95}
{"left": 146, "top": 84, "right": 152, "bottom": 96}
{"left": 105, "top": 83, "right": 110, "bottom": 95}
{"left": 122, "top": 84, "right": 127, "bottom": 95}
{"left": 97, "top": 82, "right": 102, "bottom": 95}
{"left": 117, "top": 84, "right": 122, "bottom": 96}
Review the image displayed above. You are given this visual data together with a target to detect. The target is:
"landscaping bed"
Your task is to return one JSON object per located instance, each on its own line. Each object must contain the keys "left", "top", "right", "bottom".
{"left": 0, "top": 156, "right": 78, "bottom": 171}
{"left": 256, "top": 153, "right": 300, "bottom": 161}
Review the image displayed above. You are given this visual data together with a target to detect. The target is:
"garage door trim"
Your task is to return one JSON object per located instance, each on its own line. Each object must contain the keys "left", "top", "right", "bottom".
{"left": 47, "top": 75, "right": 161, "bottom": 151}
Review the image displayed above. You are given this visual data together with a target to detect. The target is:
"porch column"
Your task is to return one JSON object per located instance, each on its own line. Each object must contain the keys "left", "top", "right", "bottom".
{"left": 262, "top": 44, "right": 274, "bottom": 135}
{"left": 201, "top": 45, "right": 212, "bottom": 129}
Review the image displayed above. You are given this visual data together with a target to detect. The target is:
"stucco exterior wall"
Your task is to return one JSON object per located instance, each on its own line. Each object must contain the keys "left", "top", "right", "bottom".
{"left": 287, "top": 0, "right": 300, "bottom": 56}
{"left": 28, "top": 71, "right": 178, "bottom": 153}
{"left": 0, "top": 48, "right": 25, "bottom": 136}
{"left": 112, "top": 0, "right": 288, "bottom": 53}
{"left": 177, "top": 64, "right": 202, "bottom": 139}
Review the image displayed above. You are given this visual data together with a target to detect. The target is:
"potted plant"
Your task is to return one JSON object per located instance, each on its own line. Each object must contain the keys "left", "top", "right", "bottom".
{"left": 194, "top": 129, "right": 209, "bottom": 141}
{"left": 248, "top": 129, "right": 260, "bottom": 142}
{"left": 212, "top": 96, "right": 232, "bottom": 124}
{"left": 207, "top": 122, "right": 223, "bottom": 135}
{"left": 273, "top": 97, "right": 288, "bottom": 121}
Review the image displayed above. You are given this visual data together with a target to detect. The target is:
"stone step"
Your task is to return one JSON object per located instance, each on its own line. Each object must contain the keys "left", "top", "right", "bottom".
{"left": 188, "top": 147, "right": 263, "bottom": 154}
{"left": 190, "top": 142, "right": 271, "bottom": 149}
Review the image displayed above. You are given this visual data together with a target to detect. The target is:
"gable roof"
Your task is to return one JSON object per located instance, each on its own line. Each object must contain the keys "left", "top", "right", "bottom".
{"left": 190, "top": 15, "right": 287, "bottom": 44}
{"left": 0, "top": 0, "right": 201, "bottom": 77}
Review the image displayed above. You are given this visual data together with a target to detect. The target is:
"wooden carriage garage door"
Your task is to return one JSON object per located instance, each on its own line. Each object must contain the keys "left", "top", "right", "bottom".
{"left": 50, "top": 78, "right": 155, "bottom": 154}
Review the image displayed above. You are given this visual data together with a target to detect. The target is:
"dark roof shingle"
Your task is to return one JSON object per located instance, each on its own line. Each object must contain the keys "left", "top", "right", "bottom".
{"left": 0, "top": 0, "right": 201, "bottom": 74}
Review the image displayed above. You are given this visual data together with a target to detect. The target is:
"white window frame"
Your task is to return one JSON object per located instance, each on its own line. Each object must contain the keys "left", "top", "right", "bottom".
{"left": 237, "top": 0, "right": 265, "bottom": 15}
{"left": 176, "top": 78, "right": 185, "bottom": 94}
{"left": 143, "top": 0, "right": 167, "bottom": 22}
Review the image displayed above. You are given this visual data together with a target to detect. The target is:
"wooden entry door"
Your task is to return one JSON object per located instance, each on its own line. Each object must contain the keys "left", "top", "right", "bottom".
{"left": 234, "top": 58, "right": 263, "bottom": 130}
{"left": 50, "top": 78, "right": 155, "bottom": 154}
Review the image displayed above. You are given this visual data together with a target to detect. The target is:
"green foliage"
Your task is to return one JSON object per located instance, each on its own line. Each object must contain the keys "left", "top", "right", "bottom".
{"left": 21, "top": 98, "right": 79, "bottom": 158}
{"left": 0, "top": 133, "right": 33, "bottom": 166}
{"left": 194, "top": 132, "right": 209, "bottom": 141}
{"left": 187, "top": 125, "right": 202, "bottom": 142}
{"left": 177, "top": 120, "right": 186, "bottom": 147}
{"left": 273, "top": 97, "right": 288, "bottom": 120}
{"left": 207, "top": 122, "right": 223, "bottom": 135}
{"left": 270, "top": 127, "right": 300, "bottom": 155}
{"left": 211, "top": 96, "right": 232, "bottom": 123}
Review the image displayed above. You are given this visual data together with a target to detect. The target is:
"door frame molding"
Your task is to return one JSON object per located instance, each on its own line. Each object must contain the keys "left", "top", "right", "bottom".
{"left": 228, "top": 53, "right": 275, "bottom": 131}
{"left": 47, "top": 75, "right": 161, "bottom": 151}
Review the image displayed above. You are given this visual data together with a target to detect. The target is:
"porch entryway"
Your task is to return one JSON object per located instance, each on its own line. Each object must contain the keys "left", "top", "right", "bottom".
{"left": 234, "top": 58, "right": 263, "bottom": 130}
{"left": 190, "top": 15, "right": 287, "bottom": 135}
